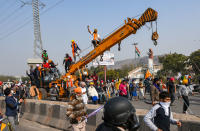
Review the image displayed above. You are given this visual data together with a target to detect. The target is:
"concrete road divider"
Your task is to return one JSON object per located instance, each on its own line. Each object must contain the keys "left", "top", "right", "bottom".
{"left": 0, "top": 97, "right": 200, "bottom": 131}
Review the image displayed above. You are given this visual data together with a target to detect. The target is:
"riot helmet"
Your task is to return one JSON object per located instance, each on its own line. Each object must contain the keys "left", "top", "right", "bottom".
{"left": 103, "top": 97, "right": 140, "bottom": 131}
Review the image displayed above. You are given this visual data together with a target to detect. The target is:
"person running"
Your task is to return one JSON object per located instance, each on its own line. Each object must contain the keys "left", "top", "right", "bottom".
{"left": 144, "top": 92, "right": 181, "bottom": 131}
{"left": 63, "top": 54, "right": 72, "bottom": 73}
{"left": 87, "top": 25, "right": 101, "bottom": 48}
{"left": 179, "top": 79, "right": 194, "bottom": 114}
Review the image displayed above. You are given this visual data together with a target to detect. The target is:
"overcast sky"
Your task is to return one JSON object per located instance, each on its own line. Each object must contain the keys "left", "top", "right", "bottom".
{"left": 0, "top": 0, "right": 200, "bottom": 76}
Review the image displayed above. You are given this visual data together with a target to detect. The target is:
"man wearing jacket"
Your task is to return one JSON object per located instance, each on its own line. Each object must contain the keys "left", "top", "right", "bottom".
{"left": 4, "top": 88, "right": 23, "bottom": 131}
{"left": 144, "top": 92, "right": 181, "bottom": 131}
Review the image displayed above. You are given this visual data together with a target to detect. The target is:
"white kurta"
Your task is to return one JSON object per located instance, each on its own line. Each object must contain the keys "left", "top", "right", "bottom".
{"left": 81, "top": 87, "right": 88, "bottom": 104}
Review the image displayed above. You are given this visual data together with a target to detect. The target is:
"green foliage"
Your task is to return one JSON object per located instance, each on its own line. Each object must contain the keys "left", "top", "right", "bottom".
{"left": 158, "top": 53, "right": 188, "bottom": 76}
{"left": 89, "top": 64, "right": 134, "bottom": 80}
{"left": 0, "top": 75, "right": 17, "bottom": 82}
{"left": 189, "top": 49, "right": 200, "bottom": 75}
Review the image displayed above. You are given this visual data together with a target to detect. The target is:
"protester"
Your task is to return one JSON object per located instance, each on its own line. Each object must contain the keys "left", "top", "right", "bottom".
{"left": 29, "top": 83, "right": 39, "bottom": 99}
{"left": 144, "top": 92, "right": 181, "bottom": 131}
{"left": 119, "top": 80, "right": 128, "bottom": 98}
{"left": 42, "top": 50, "right": 48, "bottom": 63}
{"left": 179, "top": 79, "right": 194, "bottom": 114}
{"left": 168, "top": 77, "right": 176, "bottom": 105}
{"left": 4, "top": 88, "right": 23, "bottom": 131}
{"left": 63, "top": 53, "right": 72, "bottom": 73}
{"left": 151, "top": 78, "right": 161, "bottom": 105}
{"left": 66, "top": 87, "right": 87, "bottom": 131}
{"left": 130, "top": 79, "right": 138, "bottom": 100}
{"left": 144, "top": 77, "right": 151, "bottom": 95}
{"left": 87, "top": 25, "right": 101, "bottom": 48}
{"left": 96, "top": 96, "right": 140, "bottom": 131}
{"left": 138, "top": 79, "right": 146, "bottom": 99}
{"left": 34, "top": 64, "right": 41, "bottom": 89}
{"left": 88, "top": 82, "right": 98, "bottom": 104}
{"left": 80, "top": 82, "right": 88, "bottom": 104}
{"left": 71, "top": 40, "right": 81, "bottom": 62}
{"left": 49, "top": 83, "right": 59, "bottom": 101}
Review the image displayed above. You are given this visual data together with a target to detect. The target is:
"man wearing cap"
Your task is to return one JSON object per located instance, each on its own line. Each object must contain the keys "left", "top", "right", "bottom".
{"left": 88, "top": 82, "right": 98, "bottom": 104}
{"left": 66, "top": 87, "right": 87, "bottom": 131}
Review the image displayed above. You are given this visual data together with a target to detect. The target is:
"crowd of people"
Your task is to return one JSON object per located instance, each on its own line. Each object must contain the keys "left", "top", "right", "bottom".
{"left": 0, "top": 73, "right": 196, "bottom": 131}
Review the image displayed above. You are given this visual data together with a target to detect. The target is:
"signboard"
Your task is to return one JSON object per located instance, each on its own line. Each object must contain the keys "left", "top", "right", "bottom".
{"left": 93, "top": 52, "right": 114, "bottom": 66}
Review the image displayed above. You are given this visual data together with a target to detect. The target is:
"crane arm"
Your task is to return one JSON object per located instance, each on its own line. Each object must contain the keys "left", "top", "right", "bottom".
{"left": 64, "top": 8, "right": 158, "bottom": 78}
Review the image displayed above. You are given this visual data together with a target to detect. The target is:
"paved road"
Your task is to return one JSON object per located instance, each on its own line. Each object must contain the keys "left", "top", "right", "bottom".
{"left": 10, "top": 93, "right": 200, "bottom": 131}
{"left": 17, "top": 119, "right": 62, "bottom": 131}
{"left": 131, "top": 93, "right": 200, "bottom": 117}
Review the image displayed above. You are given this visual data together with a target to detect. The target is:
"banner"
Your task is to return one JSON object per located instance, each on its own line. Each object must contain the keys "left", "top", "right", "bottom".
{"left": 93, "top": 52, "right": 114, "bottom": 66}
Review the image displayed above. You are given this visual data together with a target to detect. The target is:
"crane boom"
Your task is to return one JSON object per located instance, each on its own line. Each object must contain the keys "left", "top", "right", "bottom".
{"left": 64, "top": 8, "right": 158, "bottom": 78}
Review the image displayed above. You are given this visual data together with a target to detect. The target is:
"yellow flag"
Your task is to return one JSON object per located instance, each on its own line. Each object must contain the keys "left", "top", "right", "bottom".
{"left": 1, "top": 123, "right": 7, "bottom": 131}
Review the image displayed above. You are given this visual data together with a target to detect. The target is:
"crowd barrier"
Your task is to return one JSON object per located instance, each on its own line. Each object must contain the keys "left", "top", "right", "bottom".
{"left": 0, "top": 97, "right": 200, "bottom": 131}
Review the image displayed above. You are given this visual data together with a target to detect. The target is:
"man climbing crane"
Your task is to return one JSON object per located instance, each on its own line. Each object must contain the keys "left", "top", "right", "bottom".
{"left": 71, "top": 40, "right": 81, "bottom": 62}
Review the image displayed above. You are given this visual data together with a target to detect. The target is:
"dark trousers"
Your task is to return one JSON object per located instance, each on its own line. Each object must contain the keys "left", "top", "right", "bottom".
{"left": 170, "top": 93, "right": 175, "bottom": 104}
{"left": 92, "top": 40, "right": 100, "bottom": 48}
{"left": 182, "top": 95, "right": 189, "bottom": 112}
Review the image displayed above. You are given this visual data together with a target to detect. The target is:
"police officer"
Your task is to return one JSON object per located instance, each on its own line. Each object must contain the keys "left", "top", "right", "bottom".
{"left": 96, "top": 96, "right": 140, "bottom": 131}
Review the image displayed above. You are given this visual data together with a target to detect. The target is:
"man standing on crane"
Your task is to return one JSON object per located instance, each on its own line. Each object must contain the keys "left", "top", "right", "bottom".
{"left": 71, "top": 40, "right": 81, "bottom": 62}
{"left": 87, "top": 25, "right": 101, "bottom": 48}
{"left": 63, "top": 53, "right": 72, "bottom": 73}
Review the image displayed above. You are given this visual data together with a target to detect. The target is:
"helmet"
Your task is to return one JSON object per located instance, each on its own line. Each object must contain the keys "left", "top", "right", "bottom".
{"left": 71, "top": 40, "right": 74, "bottom": 43}
{"left": 103, "top": 97, "right": 140, "bottom": 131}
{"left": 182, "top": 79, "right": 188, "bottom": 85}
{"left": 0, "top": 81, "right": 2, "bottom": 86}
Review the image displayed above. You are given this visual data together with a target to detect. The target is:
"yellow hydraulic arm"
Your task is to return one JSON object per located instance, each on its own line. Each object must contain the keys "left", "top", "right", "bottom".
{"left": 64, "top": 8, "right": 158, "bottom": 78}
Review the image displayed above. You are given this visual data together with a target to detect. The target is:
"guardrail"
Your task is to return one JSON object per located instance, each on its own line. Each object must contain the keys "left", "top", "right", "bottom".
{"left": 0, "top": 97, "right": 200, "bottom": 131}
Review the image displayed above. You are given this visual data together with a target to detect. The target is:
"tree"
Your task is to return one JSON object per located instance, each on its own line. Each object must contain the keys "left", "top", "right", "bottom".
{"left": 158, "top": 53, "right": 188, "bottom": 76}
{"left": 189, "top": 49, "right": 200, "bottom": 75}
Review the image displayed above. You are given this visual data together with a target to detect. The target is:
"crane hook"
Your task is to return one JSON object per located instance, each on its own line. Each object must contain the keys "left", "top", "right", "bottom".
{"left": 152, "top": 31, "right": 159, "bottom": 46}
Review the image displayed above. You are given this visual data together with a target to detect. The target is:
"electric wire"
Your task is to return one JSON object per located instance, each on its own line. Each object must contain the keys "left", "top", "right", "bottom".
{"left": 0, "top": 0, "right": 65, "bottom": 40}
{"left": 0, "top": 0, "right": 18, "bottom": 17}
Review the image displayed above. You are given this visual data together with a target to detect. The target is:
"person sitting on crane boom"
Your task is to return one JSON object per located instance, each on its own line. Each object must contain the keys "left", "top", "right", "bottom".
{"left": 71, "top": 40, "right": 81, "bottom": 62}
{"left": 87, "top": 25, "right": 101, "bottom": 48}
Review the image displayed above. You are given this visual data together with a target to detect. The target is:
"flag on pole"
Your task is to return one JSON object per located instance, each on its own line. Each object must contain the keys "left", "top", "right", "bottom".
{"left": 135, "top": 46, "right": 141, "bottom": 57}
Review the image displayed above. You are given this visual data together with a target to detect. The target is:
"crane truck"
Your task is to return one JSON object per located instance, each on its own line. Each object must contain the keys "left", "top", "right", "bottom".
{"left": 40, "top": 8, "right": 159, "bottom": 100}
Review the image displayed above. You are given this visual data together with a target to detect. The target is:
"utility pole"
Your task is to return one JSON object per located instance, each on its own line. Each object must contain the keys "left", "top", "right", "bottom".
{"left": 21, "top": 0, "right": 45, "bottom": 58}
{"left": 32, "top": 0, "right": 45, "bottom": 58}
